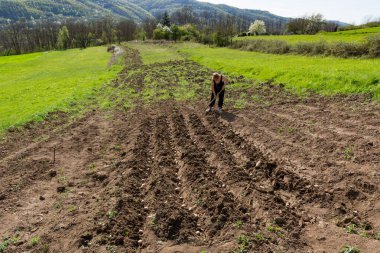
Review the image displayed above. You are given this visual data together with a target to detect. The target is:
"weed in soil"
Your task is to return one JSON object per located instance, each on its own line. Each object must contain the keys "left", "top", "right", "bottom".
{"left": 341, "top": 245, "right": 360, "bottom": 253}
{"left": 29, "top": 236, "right": 40, "bottom": 246}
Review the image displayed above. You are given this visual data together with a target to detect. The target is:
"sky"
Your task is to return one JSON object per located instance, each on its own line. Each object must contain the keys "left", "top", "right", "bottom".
{"left": 198, "top": 0, "right": 380, "bottom": 24}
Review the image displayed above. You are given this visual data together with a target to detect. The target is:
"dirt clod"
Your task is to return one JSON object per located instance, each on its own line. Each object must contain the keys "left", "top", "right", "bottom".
{"left": 48, "top": 170, "right": 57, "bottom": 177}
{"left": 57, "top": 186, "right": 66, "bottom": 193}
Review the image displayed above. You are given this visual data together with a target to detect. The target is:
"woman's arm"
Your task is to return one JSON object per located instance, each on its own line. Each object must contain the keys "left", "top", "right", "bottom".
{"left": 211, "top": 79, "right": 216, "bottom": 95}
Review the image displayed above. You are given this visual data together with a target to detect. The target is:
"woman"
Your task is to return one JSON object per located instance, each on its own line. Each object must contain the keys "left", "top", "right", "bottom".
{"left": 206, "top": 73, "right": 229, "bottom": 113}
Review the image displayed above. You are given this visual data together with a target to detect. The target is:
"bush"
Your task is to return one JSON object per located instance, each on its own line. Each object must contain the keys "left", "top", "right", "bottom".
{"left": 232, "top": 38, "right": 380, "bottom": 58}
{"left": 329, "top": 42, "right": 368, "bottom": 58}
{"left": 212, "top": 32, "right": 230, "bottom": 47}
{"left": 293, "top": 41, "right": 329, "bottom": 55}
{"left": 367, "top": 34, "right": 380, "bottom": 57}
{"left": 294, "top": 42, "right": 314, "bottom": 55}
{"left": 268, "top": 40, "right": 291, "bottom": 54}
{"left": 199, "top": 33, "right": 213, "bottom": 45}
{"left": 232, "top": 39, "right": 290, "bottom": 54}
{"left": 312, "top": 41, "right": 329, "bottom": 55}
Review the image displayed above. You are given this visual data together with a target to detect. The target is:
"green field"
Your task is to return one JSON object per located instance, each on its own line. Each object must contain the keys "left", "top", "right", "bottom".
{"left": 235, "top": 27, "right": 380, "bottom": 44}
{"left": 175, "top": 43, "right": 380, "bottom": 97}
{"left": 126, "top": 42, "right": 184, "bottom": 64}
{"left": 0, "top": 47, "right": 122, "bottom": 134}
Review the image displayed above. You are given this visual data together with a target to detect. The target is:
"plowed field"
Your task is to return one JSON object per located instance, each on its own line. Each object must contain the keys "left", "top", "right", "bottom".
{"left": 1, "top": 46, "right": 379, "bottom": 253}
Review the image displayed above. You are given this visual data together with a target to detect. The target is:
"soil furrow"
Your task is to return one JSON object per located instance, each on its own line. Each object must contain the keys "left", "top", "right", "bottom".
{"left": 171, "top": 111, "right": 248, "bottom": 241}
{"left": 172, "top": 110, "right": 310, "bottom": 252}
{"left": 139, "top": 115, "right": 199, "bottom": 251}
{"left": 91, "top": 117, "right": 153, "bottom": 251}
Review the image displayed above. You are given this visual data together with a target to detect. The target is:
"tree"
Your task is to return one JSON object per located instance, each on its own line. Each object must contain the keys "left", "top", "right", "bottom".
{"left": 171, "top": 6, "right": 196, "bottom": 25}
{"left": 306, "top": 14, "right": 325, "bottom": 34}
{"left": 142, "top": 18, "right": 157, "bottom": 39}
{"left": 57, "top": 26, "right": 70, "bottom": 49}
{"left": 162, "top": 12, "right": 171, "bottom": 27}
{"left": 286, "top": 14, "right": 325, "bottom": 34}
{"left": 171, "top": 25, "right": 181, "bottom": 42}
{"left": 153, "top": 28, "right": 165, "bottom": 40}
{"left": 117, "top": 19, "right": 137, "bottom": 42}
{"left": 249, "top": 20, "right": 266, "bottom": 35}
{"left": 286, "top": 17, "right": 309, "bottom": 34}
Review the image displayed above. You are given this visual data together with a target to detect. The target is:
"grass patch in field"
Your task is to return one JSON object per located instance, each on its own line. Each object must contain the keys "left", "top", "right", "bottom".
{"left": 126, "top": 42, "right": 184, "bottom": 64}
{"left": 0, "top": 47, "right": 122, "bottom": 135}
{"left": 176, "top": 43, "right": 380, "bottom": 98}
{"left": 235, "top": 27, "right": 380, "bottom": 44}
{"left": 101, "top": 45, "right": 212, "bottom": 109}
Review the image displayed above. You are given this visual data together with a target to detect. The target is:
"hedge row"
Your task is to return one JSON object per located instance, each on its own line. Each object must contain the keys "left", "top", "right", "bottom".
{"left": 231, "top": 35, "right": 380, "bottom": 58}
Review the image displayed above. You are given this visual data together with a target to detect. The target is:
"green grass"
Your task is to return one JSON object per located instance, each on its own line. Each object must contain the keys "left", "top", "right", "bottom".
{"left": 176, "top": 43, "right": 380, "bottom": 98}
{"left": 235, "top": 27, "right": 380, "bottom": 44}
{"left": 0, "top": 47, "right": 122, "bottom": 134}
{"left": 126, "top": 42, "right": 184, "bottom": 64}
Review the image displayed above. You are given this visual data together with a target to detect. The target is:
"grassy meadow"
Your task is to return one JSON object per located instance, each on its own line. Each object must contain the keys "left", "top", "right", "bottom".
{"left": 235, "top": 26, "right": 380, "bottom": 44}
{"left": 126, "top": 42, "right": 184, "bottom": 64}
{"left": 0, "top": 47, "right": 122, "bottom": 134}
{"left": 175, "top": 43, "right": 380, "bottom": 97}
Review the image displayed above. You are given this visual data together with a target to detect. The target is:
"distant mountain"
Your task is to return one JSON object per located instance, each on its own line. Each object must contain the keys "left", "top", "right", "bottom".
{"left": 0, "top": 0, "right": 153, "bottom": 23}
{"left": 0, "top": 0, "right": 288, "bottom": 25}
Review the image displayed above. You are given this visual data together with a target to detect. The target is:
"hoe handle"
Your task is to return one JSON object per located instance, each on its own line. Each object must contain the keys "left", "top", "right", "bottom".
{"left": 208, "top": 91, "right": 222, "bottom": 107}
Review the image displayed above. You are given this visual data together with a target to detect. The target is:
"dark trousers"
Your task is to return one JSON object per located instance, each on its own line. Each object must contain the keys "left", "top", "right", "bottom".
{"left": 209, "top": 85, "right": 225, "bottom": 108}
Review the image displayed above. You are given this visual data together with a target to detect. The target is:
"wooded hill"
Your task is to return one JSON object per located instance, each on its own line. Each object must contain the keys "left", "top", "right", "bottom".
{"left": 0, "top": 0, "right": 288, "bottom": 25}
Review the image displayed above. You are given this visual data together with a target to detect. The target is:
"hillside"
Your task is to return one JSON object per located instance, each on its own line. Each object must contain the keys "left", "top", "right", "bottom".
{"left": 0, "top": 0, "right": 288, "bottom": 24}
{"left": 0, "top": 0, "right": 154, "bottom": 23}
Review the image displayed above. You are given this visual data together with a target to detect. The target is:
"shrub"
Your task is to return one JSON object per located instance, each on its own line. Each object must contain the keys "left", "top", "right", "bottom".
{"left": 294, "top": 42, "right": 314, "bottom": 55}
{"left": 367, "top": 34, "right": 380, "bottom": 57}
{"left": 231, "top": 39, "right": 290, "bottom": 54}
{"left": 329, "top": 42, "right": 368, "bottom": 58}
{"left": 231, "top": 37, "right": 380, "bottom": 58}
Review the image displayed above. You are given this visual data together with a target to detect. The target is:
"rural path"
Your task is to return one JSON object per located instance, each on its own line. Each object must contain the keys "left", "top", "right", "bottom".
{"left": 0, "top": 47, "right": 379, "bottom": 253}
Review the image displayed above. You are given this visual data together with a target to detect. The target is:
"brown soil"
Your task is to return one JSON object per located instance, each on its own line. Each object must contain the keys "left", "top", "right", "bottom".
{"left": 1, "top": 47, "right": 380, "bottom": 253}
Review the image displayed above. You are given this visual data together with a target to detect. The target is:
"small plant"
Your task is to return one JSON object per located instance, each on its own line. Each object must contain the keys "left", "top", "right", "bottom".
{"left": 41, "top": 244, "right": 50, "bottom": 253}
{"left": 341, "top": 245, "right": 360, "bottom": 253}
{"left": 235, "top": 220, "right": 244, "bottom": 229}
{"left": 30, "top": 236, "right": 40, "bottom": 246}
{"left": 107, "top": 210, "right": 117, "bottom": 219}
{"left": 0, "top": 239, "right": 12, "bottom": 252}
{"left": 107, "top": 245, "right": 117, "bottom": 253}
{"left": 267, "top": 224, "right": 281, "bottom": 233}
{"left": 200, "top": 250, "right": 207, "bottom": 253}
{"left": 267, "top": 224, "right": 284, "bottom": 237}
{"left": 343, "top": 147, "right": 354, "bottom": 160}
{"left": 251, "top": 94, "right": 262, "bottom": 102}
{"left": 345, "top": 224, "right": 358, "bottom": 234}
{"left": 359, "top": 231, "right": 369, "bottom": 238}
{"left": 114, "top": 144, "right": 122, "bottom": 151}
{"left": 53, "top": 202, "right": 62, "bottom": 210}
{"left": 254, "top": 233, "right": 266, "bottom": 241}
{"left": 88, "top": 163, "right": 96, "bottom": 171}
{"left": 232, "top": 234, "right": 250, "bottom": 253}
{"left": 375, "top": 230, "right": 380, "bottom": 240}
{"left": 287, "top": 127, "right": 295, "bottom": 134}
{"left": 68, "top": 206, "right": 77, "bottom": 212}
{"left": 234, "top": 98, "right": 247, "bottom": 109}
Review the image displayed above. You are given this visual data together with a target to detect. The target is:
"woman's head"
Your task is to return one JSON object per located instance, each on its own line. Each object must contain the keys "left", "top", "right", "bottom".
{"left": 213, "top": 73, "right": 220, "bottom": 80}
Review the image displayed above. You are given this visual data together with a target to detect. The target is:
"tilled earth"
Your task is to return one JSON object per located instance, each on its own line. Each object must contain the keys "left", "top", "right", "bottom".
{"left": 0, "top": 47, "right": 380, "bottom": 253}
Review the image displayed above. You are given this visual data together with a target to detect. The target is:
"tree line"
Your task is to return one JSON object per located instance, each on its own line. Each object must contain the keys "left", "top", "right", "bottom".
{"left": 0, "top": 17, "right": 138, "bottom": 55}
{"left": 0, "top": 6, "right": 288, "bottom": 55}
